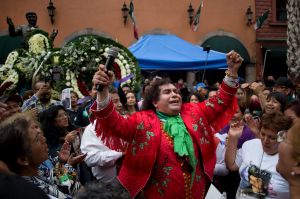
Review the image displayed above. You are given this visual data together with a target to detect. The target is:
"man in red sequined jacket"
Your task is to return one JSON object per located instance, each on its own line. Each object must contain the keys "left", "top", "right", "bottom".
{"left": 91, "top": 51, "right": 243, "bottom": 198}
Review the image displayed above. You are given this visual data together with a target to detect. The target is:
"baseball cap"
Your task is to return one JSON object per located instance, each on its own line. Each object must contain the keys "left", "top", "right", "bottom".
{"left": 274, "top": 76, "right": 293, "bottom": 88}
{"left": 195, "top": 82, "right": 208, "bottom": 90}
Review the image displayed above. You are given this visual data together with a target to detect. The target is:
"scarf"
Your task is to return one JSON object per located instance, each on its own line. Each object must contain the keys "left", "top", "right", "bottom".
{"left": 156, "top": 111, "right": 197, "bottom": 184}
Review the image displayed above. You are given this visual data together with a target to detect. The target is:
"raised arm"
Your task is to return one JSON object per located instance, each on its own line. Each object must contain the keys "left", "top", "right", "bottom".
{"left": 91, "top": 64, "right": 137, "bottom": 142}
{"left": 225, "top": 121, "right": 243, "bottom": 171}
{"left": 6, "top": 17, "right": 22, "bottom": 36}
{"left": 199, "top": 51, "right": 242, "bottom": 130}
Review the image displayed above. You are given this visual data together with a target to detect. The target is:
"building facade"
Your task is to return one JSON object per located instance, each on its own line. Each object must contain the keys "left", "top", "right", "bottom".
{"left": 255, "top": 0, "right": 287, "bottom": 80}
{"left": 0, "top": 0, "right": 261, "bottom": 84}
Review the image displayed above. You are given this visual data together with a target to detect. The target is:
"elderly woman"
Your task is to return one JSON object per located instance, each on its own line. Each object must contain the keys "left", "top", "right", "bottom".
{"left": 277, "top": 120, "right": 300, "bottom": 199}
{"left": 0, "top": 112, "right": 81, "bottom": 198}
{"left": 225, "top": 112, "right": 292, "bottom": 198}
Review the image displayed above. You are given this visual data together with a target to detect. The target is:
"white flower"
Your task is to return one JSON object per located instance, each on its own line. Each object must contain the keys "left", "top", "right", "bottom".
{"left": 122, "top": 60, "right": 128, "bottom": 65}
{"left": 81, "top": 67, "right": 87, "bottom": 71}
{"left": 118, "top": 55, "right": 124, "bottom": 60}
{"left": 84, "top": 52, "right": 87, "bottom": 56}
{"left": 28, "top": 34, "right": 50, "bottom": 54}
{"left": 66, "top": 82, "right": 71, "bottom": 87}
{"left": 91, "top": 46, "right": 96, "bottom": 51}
{"left": 0, "top": 69, "right": 19, "bottom": 91}
{"left": 104, "top": 47, "right": 109, "bottom": 52}
{"left": 95, "top": 58, "right": 100, "bottom": 62}
{"left": 80, "top": 58, "right": 84, "bottom": 62}
{"left": 115, "top": 59, "right": 122, "bottom": 65}
{"left": 4, "top": 51, "right": 19, "bottom": 66}
{"left": 66, "top": 76, "right": 71, "bottom": 81}
{"left": 121, "top": 69, "right": 126, "bottom": 77}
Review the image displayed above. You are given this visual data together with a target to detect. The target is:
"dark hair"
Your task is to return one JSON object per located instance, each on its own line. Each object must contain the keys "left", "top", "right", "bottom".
{"left": 141, "top": 78, "right": 173, "bottom": 111}
{"left": 261, "top": 112, "right": 292, "bottom": 132}
{"left": 74, "top": 181, "right": 130, "bottom": 199}
{"left": 187, "top": 92, "right": 203, "bottom": 103}
{"left": 71, "top": 91, "right": 79, "bottom": 99}
{"left": 267, "top": 92, "right": 287, "bottom": 112}
{"left": 0, "top": 113, "right": 34, "bottom": 173}
{"left": 125, "top": 91, "right": 139, "bottom": 111}
{"left": 285, "top": 100, "right": 300, "bottom": 117}
{"left": 39, "top": 105, "right": 74, "bottom": 153}
{"left": 22, "top": 90, "right": 34, "bottom": 101}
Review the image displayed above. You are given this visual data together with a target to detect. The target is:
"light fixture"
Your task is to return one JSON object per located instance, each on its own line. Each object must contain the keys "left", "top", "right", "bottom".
{"left": 47, "top": 0, "right": 56, "bottom": 24}
{"left": 246, "top": 6, "right": 253, "bottom": 25}
{"left": 121, "top": 2, "right": 129, "bottom": 26}
{"left": 187, "top": 3, "right": 194, "bottom": 26}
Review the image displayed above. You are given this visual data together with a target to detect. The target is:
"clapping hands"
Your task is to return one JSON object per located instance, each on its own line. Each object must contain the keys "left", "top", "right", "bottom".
{"left": 59, "top": 142, "right": 87, "bottom": 167}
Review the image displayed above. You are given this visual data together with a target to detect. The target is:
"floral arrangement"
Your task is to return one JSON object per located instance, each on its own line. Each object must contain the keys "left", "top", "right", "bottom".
{"left": 59, "top": 35, "right": 140, "bottom": 96}
{"left": 0, "top": 32, "right": 141, "bottom": 97}
{"left": 0, "top": 30, "right": 55, "bottom": 95}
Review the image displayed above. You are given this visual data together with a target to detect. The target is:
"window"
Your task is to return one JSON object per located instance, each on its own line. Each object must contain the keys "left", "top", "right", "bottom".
{"left": 271, "top": 0, "right": 287, "bottom": 24}
{"left": 276, "top": 0, "right": 287, "bottom": 21}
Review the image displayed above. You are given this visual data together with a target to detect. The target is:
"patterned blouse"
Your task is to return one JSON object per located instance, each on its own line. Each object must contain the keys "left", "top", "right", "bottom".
{"left": 22, "top": 156, "right": 81, "bottom": 199}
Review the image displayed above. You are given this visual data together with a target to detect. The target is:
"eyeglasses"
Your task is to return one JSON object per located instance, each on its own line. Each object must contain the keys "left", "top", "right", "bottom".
{"left": 277, "top": 130, "right": 287, "bottom": 143}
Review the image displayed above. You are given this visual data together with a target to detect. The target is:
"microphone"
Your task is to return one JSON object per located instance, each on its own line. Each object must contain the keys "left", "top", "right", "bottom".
{"left": 96, "top": 47, "right": 119, "bottom": 92}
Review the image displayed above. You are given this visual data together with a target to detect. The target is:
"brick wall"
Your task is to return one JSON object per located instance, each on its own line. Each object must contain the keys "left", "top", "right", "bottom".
{"left": 255, "top": 0, "right": 287, "bottom": 40}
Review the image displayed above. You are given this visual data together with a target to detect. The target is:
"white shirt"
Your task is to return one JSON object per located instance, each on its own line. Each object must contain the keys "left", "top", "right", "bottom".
{"left": 80, "top": 122, "right": 123, "bottom": 183}
{"left": 236, "top": 139, "right": 289, "bottom": 199}
{"left": 214, "top": 133, "right": 229, "bottom": 176}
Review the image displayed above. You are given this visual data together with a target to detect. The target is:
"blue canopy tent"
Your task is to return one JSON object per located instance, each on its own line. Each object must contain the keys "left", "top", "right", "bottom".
{"left": 128, "top": 34, "right": 227, "bottom": 71}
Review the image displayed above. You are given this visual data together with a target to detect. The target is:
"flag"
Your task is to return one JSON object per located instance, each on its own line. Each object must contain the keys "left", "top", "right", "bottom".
{"left": 129, "top": 0, "right": 139, "bottom": 40}
{"left": 254, "top": 9, "right": 270, "bottom": 30}
{"left": 192, "top": 0, "right": 204, "bottom": 32}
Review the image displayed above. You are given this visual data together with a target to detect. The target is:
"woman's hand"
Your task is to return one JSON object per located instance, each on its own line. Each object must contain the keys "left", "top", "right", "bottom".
{"left": 67, "top": 153, "right": 87, "bottom": 167}
{"left": 244, "top": 114, "right": 260, "bottom": 137}
{"left": 228, "top": 120, "right": 244, "bottom": 139}
{"left": 59, "top": 142, "right": 71, "bottom": 163}
{"left": 65, "top": 131, "right": 77, "bottom": 143}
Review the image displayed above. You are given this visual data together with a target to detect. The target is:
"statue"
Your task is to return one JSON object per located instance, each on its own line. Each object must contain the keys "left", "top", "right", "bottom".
{"left": 6, "top": 12, "right": 58, "bottom": 42}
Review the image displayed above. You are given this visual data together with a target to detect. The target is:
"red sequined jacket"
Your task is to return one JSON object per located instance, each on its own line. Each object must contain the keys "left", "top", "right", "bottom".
{"left": 91, "top": 81, "right": 238, "bottom": 198}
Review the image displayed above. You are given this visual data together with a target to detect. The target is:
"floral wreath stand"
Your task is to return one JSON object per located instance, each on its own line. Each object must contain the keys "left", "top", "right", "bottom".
{"left": 0, "top": 30, "right": 141, "bottom": 98}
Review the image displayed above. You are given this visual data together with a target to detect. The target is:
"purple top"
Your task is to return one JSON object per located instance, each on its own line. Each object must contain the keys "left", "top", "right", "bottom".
{"left": 219, "top": 124, "right": 256, "bottom": 149}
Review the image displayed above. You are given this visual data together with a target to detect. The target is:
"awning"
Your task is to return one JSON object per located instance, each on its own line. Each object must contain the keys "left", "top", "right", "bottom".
{"left": 201, "top": 35, "right": 250, "bottom": 63}
{"left": 129, "top": 34, "right": 227, "bottom": 71}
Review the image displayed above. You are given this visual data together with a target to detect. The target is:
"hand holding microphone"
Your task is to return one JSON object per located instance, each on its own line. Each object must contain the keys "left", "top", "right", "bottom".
{"left": 95, "top": 47, "right": 119, "bottom": 92}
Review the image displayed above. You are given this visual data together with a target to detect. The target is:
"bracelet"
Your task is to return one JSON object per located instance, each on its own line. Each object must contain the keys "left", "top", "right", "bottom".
{"left": 225, "top": 70, "right": 238, "bottom": 79}
{"left": 96, "top": 95, "right": 111, "bottom": 110}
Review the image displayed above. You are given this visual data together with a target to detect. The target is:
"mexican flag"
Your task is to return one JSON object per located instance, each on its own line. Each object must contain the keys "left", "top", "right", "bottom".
{"left": 129, "top": 0, "right": 139, "bottom": 40}
{"left": 254, "top": 9, "right": 270, "bottom": 30}
{"left": 192, "top": 0, "right": 204, "bottom": 32}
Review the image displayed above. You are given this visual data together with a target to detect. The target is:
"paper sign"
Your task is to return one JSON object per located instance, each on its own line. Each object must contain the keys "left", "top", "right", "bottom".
{"left": 61, "top": 88, "right": 72, "bottom": 110}
{"left": 205, "top": 184, "right": 225, "bottom": 199}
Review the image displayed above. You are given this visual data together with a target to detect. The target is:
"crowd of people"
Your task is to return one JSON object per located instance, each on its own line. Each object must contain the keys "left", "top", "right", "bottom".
{"left": 1, "top": 50, "right": 300, "bottom": 199}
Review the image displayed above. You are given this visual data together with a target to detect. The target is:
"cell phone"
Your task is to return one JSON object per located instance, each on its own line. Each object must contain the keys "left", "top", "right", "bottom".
{"left": 30, "top": 103, "right": 36, "bottom": 109}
